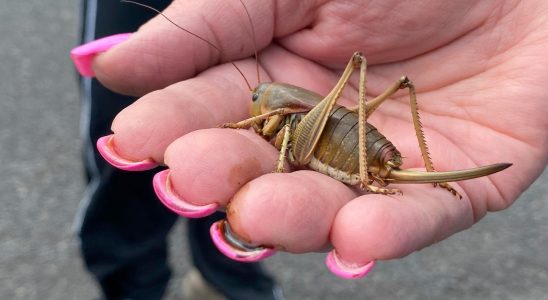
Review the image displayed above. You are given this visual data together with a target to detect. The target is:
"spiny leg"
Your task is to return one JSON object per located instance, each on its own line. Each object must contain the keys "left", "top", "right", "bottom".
{"left": 403, "top": 80, "right": 461, "bottom": 198}
{"left": 287, "top": 52, "right": 398, "bottom": 194}
{"left": 349, "top": 76, "right": 408, "bottom": 116}
{"left": 354, "top": 59, "right": 400, "bottom": 194}
{"left": 350, "top": 76, "right": 460, "bottom": 197}
{"left": 219, "top": 108, "right": 296, "bottom": 129}
{"left": 355, "top": 77, "right": 435, "bottom": 176}
{"left": 273, "top": 124, "right": 291, "bottom": 173}
{"left": 291, "top": 52, "right": 365, "bottom": 164}
{"left": 403, "top": 79, "right": 435, "bottom": 173}
{"left": 367, "top": 185, "right": 402, "bottom": 195}
{"left": 355, "top": 54, "right": 373, "bottom": 191}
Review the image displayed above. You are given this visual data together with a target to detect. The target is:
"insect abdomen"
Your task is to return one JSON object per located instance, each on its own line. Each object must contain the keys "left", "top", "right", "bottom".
{"left": 308, "top": 105, "right": 399, "bottom": 183}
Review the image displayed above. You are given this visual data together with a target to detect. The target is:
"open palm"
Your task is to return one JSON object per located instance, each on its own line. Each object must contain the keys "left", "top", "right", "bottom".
{"left": 88, "top": 0, "right": 548, "bottom": 277}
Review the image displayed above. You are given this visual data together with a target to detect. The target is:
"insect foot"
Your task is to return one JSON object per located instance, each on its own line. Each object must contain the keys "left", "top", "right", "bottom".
{"left": 365, "top": 185, "right": 402, "bottom": 196}
{"left": 217, "top": 123, "right": 240, "bottom": 129}
{"left": 438, "top": 182, "right": 462, "bottom": 199}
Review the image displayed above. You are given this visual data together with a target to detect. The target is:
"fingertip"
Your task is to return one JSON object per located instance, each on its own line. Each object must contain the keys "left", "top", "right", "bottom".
{"left": 93, "top": 31, "right": 169, "bottom": 95}
{"left": 210, "top": 220, "right": 277, "bottom": 262}
{"left": 162, "top": 128, "right": 280, "bottom": 207}
{"left": 153, "top": 169, "right": 219, "bottom": 218}
{"left": 96, "top": 134, "right": 158, "bottom": 171}
{"left": 325, "top": 250, "right": 376, "bottom": 279}
{"left": 109, "top": 88, "right": 203, "bottom": 163}
{"left": 226, "top": 171, "right": 355, "bottom": 253}
{"left": 71, "top": 33, "right": 132, "bottom": 78}
{"left": 331, "top": 188, "right": 474, "bottom": 264}
{"left": 330, "top": 197, "right": 412, "bottom": 263}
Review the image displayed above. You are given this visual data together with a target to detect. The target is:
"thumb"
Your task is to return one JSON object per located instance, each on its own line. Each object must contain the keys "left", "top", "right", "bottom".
{"left": 91, "top": 0, "right": 319, "bottom": 96}
{"left": 93, "top": 0, "right": 268, "bottom": 95}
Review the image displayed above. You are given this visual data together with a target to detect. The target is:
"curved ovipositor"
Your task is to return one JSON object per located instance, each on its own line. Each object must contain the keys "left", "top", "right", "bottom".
{"left": 96, "top": 135, "right": 158, "bottom": 171}
{"left": 210, "top": 220, "right": 276, "bottom": 262}
{"left": 153, "top": 169, "right": 218, "bottom": 218}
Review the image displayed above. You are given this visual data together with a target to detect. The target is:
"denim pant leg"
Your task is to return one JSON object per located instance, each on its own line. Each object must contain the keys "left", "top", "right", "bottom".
{"left": 77, "top": 1, "right": 279, "bottom": 299}
{"left": 76, "top": 66, "right": 178, "bottom": 300}
{"left": 76, "top": 3, "right": 176, "bottom": 298}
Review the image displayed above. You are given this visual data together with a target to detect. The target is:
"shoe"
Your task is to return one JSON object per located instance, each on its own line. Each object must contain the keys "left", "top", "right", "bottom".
{"left": 181, "top": 268, "right": 227, "bottom": 300}
{"left": 164, "top": 268, "right": 285, "bottom": 300}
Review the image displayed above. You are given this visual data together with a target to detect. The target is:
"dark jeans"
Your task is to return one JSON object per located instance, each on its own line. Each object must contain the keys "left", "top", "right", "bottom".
{"left": 75, "top": 1, "right": 276, "bottom": 299}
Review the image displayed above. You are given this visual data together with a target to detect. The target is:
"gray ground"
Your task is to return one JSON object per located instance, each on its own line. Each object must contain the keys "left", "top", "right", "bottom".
{"left": 1, "top": 1, "right": 547, "bottom": 300}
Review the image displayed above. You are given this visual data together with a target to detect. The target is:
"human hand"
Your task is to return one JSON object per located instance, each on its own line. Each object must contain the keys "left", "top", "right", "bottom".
{"left": 71, "top": 0, "right": 548, "bottom": 278}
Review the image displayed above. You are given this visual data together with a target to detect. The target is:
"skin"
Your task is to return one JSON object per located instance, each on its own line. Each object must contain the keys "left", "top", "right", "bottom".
{"left": 92, "top": 0, "right": 547, "bottom": 265}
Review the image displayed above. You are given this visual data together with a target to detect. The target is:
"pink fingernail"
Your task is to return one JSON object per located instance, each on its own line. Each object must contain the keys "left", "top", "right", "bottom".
{"left": 96, "top": 134, "right": 158, "bottom": 171}
{"left": 70, "top": 33, "right": 132, "bottom": 77}
{"left": 325, "top": 250, "right": 376, "bottom": 279}
{"left": 153, "top": 169, "right": 219, "bottom": 218}
{"left": 210, "top": 220, "right": 276, "bottom": 262}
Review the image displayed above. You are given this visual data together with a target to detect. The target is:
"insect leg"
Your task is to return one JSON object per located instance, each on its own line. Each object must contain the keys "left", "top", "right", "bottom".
{"left": 350, "top": 76, "right": 460, "bottom": 196}
{"left": 355, "top": 61, "right": 401, "bottom": 194}
{"left": 349, "top": 77, "right": 432, "bottom": 172}
{"left": 219, "top": 107, "right": 295, "bottom": 129}
{"left": 350, "top": 76, "right": 437, "bottom": 176}
{"left": 273, "top": 124, "right": 291, "bottom": 173}
{"left": 292, "top": 52, "right": 364, "bottom": 164}
{"left": 356, "top": 54, "right": 370, "bottom": 189}
{"left": 348, "top": 76, "right": 407, "bottom": 117}
{"left": 403, "top": 80, "right": 461, "bottom": 198}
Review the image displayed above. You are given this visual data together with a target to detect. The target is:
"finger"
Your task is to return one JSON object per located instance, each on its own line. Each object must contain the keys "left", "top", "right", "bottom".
{"left": 226, "top": 170, "right": 356, "bottom": 253}
{"left": 103, "top": 43, "right": 340, "bottom": 168}
{"left": 330, "top": 184, "right": 473, "bottom": 265}
{"left": 107, "top": 62, "right": 254, "bottom": 163}
{"left": 162, "top": 128, "right": 284, "bottom": 207}
{"left": 92, "top": 0, "right": 320, "bottom": 95}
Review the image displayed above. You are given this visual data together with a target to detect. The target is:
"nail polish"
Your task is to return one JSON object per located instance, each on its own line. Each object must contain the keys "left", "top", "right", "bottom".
{"left": 96, "top": 134, "right": 158, "bottom": 171}
{"left": 210, "top": 220, "right": 276, "bottom": 262}
{"left": 325, "top": 250, "right": 376, "bottom": 279}
{"left": 153, "top": 169, "right": 219, "bottom": 218}
{"left": 70, "top": 33, "right": 132, "bottom": 77}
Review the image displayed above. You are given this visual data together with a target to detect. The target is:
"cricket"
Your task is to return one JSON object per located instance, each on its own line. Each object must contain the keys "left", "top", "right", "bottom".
{"left": 122, "top": 0, "right": 511, "bottom": 199}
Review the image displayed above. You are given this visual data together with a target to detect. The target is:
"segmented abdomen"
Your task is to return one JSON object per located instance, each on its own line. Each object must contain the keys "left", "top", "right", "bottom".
{"left": 309, "top": 105, "right": 399, "bottom": 181}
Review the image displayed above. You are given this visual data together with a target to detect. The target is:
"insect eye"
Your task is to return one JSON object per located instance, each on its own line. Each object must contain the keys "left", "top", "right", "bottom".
{"left": 252, "top": 93, "right": 259, "bottom": 102}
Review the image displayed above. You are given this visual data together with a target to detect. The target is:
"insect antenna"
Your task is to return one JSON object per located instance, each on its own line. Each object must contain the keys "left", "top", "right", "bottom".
{"left": 120, "top": 0, "right": 254, "bottom": 91}
{"left": 236, "top": 0, "right": 261, "bottom": 85}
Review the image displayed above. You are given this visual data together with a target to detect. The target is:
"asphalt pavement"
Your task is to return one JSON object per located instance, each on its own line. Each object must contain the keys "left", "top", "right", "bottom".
{"left": 0, "top": 1, "right": 546, "bottom": 299}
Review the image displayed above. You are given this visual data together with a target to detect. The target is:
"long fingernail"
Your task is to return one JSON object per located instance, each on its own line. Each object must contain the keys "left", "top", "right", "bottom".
{"left": 325, "top": 250, "right": 376, "bottom": 279}
{"left": 153, "top": 169, "right": 219, "bottom": 218}
{"left": 70, "top": 33, "right": 132, "bottom": 77}
{"left": 210, "top": 220, "right": 276, "bottom": 262}
{"left": 96, "top": 135, "right": 158, "bottom": 171}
